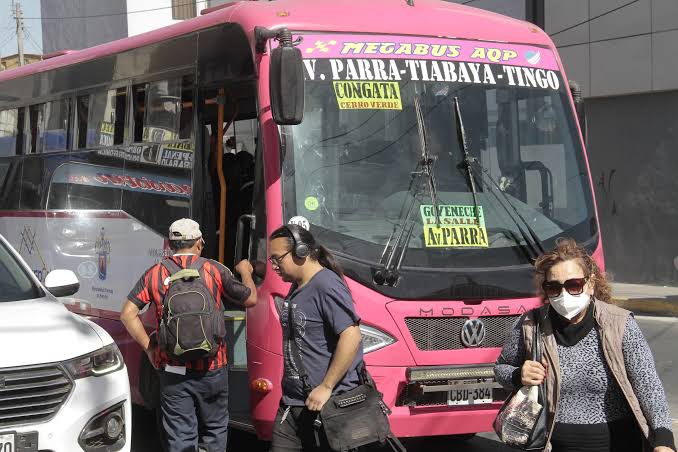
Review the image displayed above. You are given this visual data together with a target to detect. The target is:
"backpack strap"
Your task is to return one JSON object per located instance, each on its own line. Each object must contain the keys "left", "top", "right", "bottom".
{"left": 189, "top": 256, "right": 208, "bottom": 271}
{"left": 160, "top": 257, "right": 183, "bottom": 275}
{"left": 161, "top": 257, "right": 201, "bottom": 283}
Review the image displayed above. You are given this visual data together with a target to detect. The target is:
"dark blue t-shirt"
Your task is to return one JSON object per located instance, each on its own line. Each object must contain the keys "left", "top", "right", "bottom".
{"left": 280, "top": 268, "right": 363, "bottom": 406}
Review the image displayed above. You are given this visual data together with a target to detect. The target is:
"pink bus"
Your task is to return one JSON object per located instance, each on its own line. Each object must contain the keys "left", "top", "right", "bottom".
{"left": 0, "top": 0, "right": 601, "bottom": 442}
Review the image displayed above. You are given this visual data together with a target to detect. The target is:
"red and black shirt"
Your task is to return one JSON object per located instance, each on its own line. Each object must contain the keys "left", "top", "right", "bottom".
{"left": 128, "top": 254, "right": 251, "bottom": 371}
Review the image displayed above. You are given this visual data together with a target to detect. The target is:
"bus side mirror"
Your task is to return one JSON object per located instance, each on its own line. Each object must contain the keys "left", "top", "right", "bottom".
{"left": 270, "top": 44, "right": 305, "bottom": 125}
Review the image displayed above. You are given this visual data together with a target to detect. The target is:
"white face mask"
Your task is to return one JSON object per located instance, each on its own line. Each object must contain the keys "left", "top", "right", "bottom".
{"left": 548, "top": 291, "right": 590, "bottom": 320}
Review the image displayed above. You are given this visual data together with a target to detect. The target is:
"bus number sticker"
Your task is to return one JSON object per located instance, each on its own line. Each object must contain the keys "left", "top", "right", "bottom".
{"left": 333, "top": 81, "right": 402, "bottom": 110}
{"left": 420, "top": 204, "right": 488, "bottom": 248}
{"left": 288, "top": 216, "right": 310, "bottom": 230}
{"left": 304, "top": 196, "right": 319, "bottom": 211}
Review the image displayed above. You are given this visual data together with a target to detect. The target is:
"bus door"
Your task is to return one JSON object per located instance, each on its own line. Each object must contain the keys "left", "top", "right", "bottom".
{"left": 197, "top": 82, "right": 261, "bottom": 429}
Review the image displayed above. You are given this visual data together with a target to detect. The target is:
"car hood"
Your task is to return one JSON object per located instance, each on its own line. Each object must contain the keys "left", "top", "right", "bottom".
{"left": 0, "top": 298, "right": 104, "bottom": 368}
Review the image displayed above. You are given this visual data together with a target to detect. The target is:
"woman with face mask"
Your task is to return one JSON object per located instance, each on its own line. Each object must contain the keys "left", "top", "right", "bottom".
{"left": 495, "top": 238, "right": 675, "bottom": 452}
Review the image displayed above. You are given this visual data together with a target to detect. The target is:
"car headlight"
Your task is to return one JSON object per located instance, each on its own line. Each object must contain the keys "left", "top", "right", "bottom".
{"left": 360, "top": 324, "right": 395, "bottom": 354}
{"left": 64, "top": 344, "right": 124, "bottom": 379}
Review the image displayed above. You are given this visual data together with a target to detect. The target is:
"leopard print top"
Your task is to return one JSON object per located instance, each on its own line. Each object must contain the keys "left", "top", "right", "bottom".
{"left": 495, "top": 315, "right": 672, "bottom": 430}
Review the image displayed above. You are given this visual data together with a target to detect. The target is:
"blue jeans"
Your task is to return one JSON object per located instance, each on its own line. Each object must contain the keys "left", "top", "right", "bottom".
{"left": 158, "top": 367, "right": 229, "bottom": 452}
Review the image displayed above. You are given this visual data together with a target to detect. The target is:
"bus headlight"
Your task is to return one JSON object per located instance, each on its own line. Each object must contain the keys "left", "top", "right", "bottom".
{"left": 360, "top": 324, "right": 395, "bottom": 354}
{"left": 64, "top": 344, "right": 124, "bottom": 379}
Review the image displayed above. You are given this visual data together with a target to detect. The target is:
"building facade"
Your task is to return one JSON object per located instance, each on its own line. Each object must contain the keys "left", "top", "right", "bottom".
{"left": 545, "top": 0, "right": 678, "bottom": 285}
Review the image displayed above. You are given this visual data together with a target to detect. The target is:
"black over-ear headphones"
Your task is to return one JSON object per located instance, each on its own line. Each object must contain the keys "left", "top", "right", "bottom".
{"left": 285, "top": 225, "right": 311, "bottom": 258}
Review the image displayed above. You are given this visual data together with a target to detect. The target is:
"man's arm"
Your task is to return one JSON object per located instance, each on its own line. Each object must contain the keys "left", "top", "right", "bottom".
{"left": 305, "top": 324, "right": 362, "bottom": 411}
{"left": 120, "top": 300, "right": 156, "bottom": 367}
{"left": 234, "top": 259, "right": 257, "bottom": 308}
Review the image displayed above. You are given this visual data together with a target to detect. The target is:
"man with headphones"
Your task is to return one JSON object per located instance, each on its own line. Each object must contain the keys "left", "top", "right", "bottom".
{"left": 268, "top": 224, "right": 363, "bottom": 451}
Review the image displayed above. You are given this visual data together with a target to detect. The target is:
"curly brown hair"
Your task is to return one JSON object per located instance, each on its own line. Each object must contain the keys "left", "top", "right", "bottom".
{"left": 534, "top": 238, "right": 611, "bottom": 302}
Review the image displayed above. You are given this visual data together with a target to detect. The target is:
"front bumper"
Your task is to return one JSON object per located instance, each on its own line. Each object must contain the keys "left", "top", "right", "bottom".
{"left": 3, "top": 365, "right": 131, "bottom": 452}
{"left": 371, "top": 364, "right": 508, "bottom": 438}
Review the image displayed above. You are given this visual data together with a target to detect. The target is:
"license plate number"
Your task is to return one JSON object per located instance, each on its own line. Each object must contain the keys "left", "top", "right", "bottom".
{"left": 447, "top": 387, "right": 492, "bottom": 406}
{"left": 0, "top": 433, "right": 15, "bottom": 452}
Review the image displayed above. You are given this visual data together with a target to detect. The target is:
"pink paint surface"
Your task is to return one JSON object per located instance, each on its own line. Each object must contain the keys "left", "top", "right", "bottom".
{"left": 298, "top": 33, "right": 559, "bottom": 70}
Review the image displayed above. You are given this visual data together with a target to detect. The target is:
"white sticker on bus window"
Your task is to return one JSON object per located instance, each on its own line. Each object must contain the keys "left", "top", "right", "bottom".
{"left": 288, "top": 216, "right": 310, "bottom": 231}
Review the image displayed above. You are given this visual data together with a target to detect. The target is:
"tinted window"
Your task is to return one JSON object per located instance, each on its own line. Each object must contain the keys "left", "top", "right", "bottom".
{"left": 0, "top": 239, "right": 43, "bottom": 302}
{"left": 0, "top": 109, "right": 22, "bottom": 157}
{"left": 46, "top": 151, "right": 124, "bottom": 210}
{"left": 77, "top": 88, "right": 127, "bottom": 149}
{"left": 43, "top": 99, "right": 71, "bottom": 152}
{"left": 133, "top": 76, "right": 194, "bottom": 143}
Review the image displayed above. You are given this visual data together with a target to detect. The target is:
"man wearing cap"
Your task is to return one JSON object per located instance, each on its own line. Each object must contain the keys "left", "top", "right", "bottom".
{"left": 121, "top": 218, "right": 257, "bottom": 452}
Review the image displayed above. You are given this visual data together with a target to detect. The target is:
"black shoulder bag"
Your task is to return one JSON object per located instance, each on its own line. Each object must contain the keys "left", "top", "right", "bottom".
{"left": 493, "top": 313, "right": 548, "bottom": 450}
{"left": 286, "top": 302, "right": 405, "bottom": 452}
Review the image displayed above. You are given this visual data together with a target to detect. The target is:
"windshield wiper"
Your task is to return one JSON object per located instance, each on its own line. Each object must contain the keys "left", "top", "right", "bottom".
{"left": 454, "top": 99, "right": 545, "bottom": 261}
{"left": 453, "top": 97, "right": 481, "bottom": 223}
{"left": 374, "top": 96, "right": 439, "bottom": 286}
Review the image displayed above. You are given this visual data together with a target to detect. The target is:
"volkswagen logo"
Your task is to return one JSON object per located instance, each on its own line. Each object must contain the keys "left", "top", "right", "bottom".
{"left": 461, "top": 319, "right": 486, "bottom": 347}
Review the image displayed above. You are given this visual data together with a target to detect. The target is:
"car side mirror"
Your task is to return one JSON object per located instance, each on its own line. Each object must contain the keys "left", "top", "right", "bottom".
{"left": 45, "top": 269, "right": 80, "bottom": 298}
{"left": 269, "top": 34, "right": 305, "bottom": 125}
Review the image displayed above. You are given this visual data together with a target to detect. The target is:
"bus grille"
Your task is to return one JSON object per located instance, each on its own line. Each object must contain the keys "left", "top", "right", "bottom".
{"left": 0, "top": 365, "right": 73, "bottom": 428}
{"left": 405, "top": 315, "right": 518, "bottom": 350}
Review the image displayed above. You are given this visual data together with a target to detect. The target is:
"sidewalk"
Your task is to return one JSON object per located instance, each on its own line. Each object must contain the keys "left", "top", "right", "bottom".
{"left": 611, "top": 282, "right": 678, "bottom": 317}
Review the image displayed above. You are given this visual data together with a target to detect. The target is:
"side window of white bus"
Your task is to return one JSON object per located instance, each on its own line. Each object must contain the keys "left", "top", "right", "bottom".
{"left": 76, "top": 88, "right": 127, "bottom": 149}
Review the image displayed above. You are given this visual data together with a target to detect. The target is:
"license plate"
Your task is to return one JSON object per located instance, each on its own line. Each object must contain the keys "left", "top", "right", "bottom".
{"left": 447, "top": 387, "right": 492, "bottom": 406}
{"left": 0, "top": 433, "right": 15, "bottom": 452}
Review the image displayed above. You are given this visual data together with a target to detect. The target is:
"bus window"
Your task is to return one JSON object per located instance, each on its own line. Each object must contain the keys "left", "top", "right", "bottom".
{"left": 28, "top": 104, "right": 44, "bottom": 154}
{"left": 47, "top": 156, "right": 124, "bottom": 211}
{"left": 0, "top": 109, "right": 22, "bottom": 157}
{"left": 43, "top": 99, "right": 71, "bottom": 153}
{"left": 133, "top": 76, "right": 194, "bottom": 144}
{"left": 77, "top": 88, "right": 127, "bottom": 149}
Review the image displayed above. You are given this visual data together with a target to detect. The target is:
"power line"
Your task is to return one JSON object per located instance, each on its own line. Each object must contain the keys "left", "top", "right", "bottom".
{"left": 21, "top": 0, "right": 207, "bottom": 20}
{"left": 557, "top": 24, "right": 678, "bottom": 49}
{"left": 550, "top": 0, "right": 640, "bottom": 37}
{"left": 23, "top": 28, "right": 42, "bottom": 54}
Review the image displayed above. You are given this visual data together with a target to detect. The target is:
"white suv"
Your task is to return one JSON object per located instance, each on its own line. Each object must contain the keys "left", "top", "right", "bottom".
{"left": 0, "top": 234, "right": 131, "bottom": 452}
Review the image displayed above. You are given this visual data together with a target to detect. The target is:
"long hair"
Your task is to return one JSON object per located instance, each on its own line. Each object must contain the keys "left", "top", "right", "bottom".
{"left": 534, "top": 238, "right": 611, "bottom": 302}
{"left": 270, "top": 224, "right": 345, "bottom": 280}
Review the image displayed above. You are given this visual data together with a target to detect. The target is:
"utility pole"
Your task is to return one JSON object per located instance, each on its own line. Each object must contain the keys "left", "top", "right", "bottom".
{"left": 14, "top": 1, "right": 25, "bottom": 66}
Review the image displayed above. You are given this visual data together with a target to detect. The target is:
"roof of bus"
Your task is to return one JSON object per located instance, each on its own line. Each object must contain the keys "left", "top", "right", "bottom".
{"left": 0, "top": 0, "right": 555, "bottom": 84}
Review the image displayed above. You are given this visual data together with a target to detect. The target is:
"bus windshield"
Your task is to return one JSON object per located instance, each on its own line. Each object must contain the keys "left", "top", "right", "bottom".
{"left": 282, "top": 34, "right": 596, "bottom": 275}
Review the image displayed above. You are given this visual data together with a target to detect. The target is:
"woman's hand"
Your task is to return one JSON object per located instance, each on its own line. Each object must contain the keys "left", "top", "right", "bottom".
{"left": 521, "top": 358, "right": 548, "bottom": 386}
{"left": 653, "top": 447, "right": 674, "bottom": 452}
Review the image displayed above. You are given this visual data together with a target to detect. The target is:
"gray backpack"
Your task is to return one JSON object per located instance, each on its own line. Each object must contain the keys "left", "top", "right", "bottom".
{"left": 158, "top": 257, "right": 225, "bottom": 362}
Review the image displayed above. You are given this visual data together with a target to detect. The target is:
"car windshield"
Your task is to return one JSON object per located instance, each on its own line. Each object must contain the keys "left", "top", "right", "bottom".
{"left": 281, "top": 34, "right": 597, "bottom": 272}
{"left": 0, "top": 239, "right": 43, "bottom": 302}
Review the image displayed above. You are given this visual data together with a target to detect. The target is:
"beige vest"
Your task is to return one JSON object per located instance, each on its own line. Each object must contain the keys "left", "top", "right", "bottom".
{"left": 521, "top": 299, "right": 650, "bottom": 451}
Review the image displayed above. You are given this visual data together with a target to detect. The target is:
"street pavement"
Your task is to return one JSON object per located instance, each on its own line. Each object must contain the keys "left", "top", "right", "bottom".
{"left": 131, "top": 315, "right": 677, "bottom": 451}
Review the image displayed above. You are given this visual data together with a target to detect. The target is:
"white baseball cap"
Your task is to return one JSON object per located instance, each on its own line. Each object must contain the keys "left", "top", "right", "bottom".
{"left": 169, "top": 218, "right": 202, "bottom": 241}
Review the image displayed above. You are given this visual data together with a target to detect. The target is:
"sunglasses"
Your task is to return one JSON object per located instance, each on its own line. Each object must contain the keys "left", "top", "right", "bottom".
{"left": 268, "top": 250, "right": 292, "bottom": 266}
{"left": 542, "top": 277, "right": 588, "bottom": 298}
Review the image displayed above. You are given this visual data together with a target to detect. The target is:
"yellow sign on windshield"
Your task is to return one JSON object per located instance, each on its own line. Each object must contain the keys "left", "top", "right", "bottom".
{"left": 420, "top": 205, "right": 488, "bottom": 248}
{"left": 333, "top": 81, "right": 402, "bottom": 110}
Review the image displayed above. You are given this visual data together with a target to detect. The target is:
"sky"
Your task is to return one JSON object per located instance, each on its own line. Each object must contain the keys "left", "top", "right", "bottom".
{"left": 0, "top": 0, "right": 42, "bottom": 58}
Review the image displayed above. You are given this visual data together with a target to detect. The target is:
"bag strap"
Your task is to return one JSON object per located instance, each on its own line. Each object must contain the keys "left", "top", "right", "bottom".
{"left": 385, "top": 435, "right": 407, "bottom": 452}
{"left": 160, "top": 257, "right": 183, "bottom": 275}
{"left": 532, "top": 313, "right": 541, "bottom": 362}
{"left": 286, "top": 297, "right": 314, "bottom": 394}
{"left": 188, "top": 256, "right": 207, "bottom": 271}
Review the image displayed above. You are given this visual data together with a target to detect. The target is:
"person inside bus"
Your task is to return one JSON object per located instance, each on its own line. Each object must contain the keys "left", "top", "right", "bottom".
{"left": 268, "top": 224, "right": 363, "bottom": 451}
{"left": 120, "top": 218, "right": 257, "bottom": 452}
{"left": 494, "top": 238, "right": 675, "bottom": 452}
